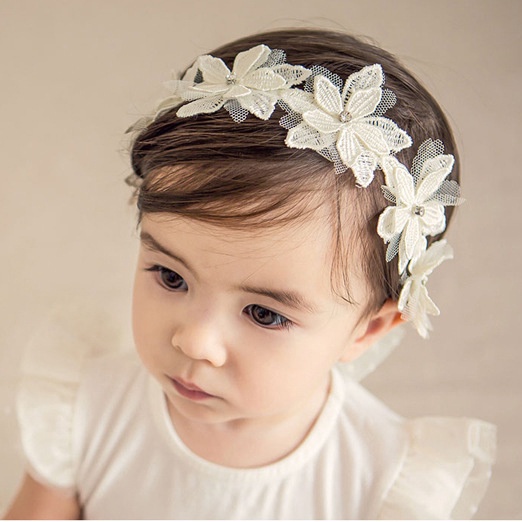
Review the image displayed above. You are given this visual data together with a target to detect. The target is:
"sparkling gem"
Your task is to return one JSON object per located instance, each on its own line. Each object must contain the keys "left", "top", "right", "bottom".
{"left": 413, "top": 205, "right": 425, "bottom": 217}
{"left": 226, "top": 73, "right": 237, "bottom": 85}
{"left": 339, "top": 111, "right": 351, "bottom": 123}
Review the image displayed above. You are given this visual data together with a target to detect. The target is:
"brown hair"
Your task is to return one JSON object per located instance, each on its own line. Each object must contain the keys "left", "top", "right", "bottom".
{"left": 129, "top": 28, "right": 460, "bottom": 316}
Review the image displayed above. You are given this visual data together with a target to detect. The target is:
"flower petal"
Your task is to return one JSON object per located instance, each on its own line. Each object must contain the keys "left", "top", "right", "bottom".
{"left": 410, "top": 240, "right": 453, "bottom": 277}
{"left": 394, "top": 207, "right": 412, "bottom": 235}
{"left": 223, "top": 84, "right": 251, "bottom": 99}
{"left": 238, "top": 92, "right": 278, "bottom": 120}
{"left": 381, "top": 156, "right": 405, "bottom": 192}
{"left": 399, "top": 218, "right": 421, "bottom": 272}
{"left": 279, "top": 89, "right": 315, "bottom": 113}
{"left": 314, "top": 75, "right": 343, "bottom": 115}
{"left": 408, "top": 279, "right": 440, "bottom": 320}
{"left": 197, "top": 55, "right": 230, "bottom": 84}
{"left": 244, "top": 69, "right": 286, "bottom": 91}
{"left": 286, "top": 123, "right": 335, "bottom": 151}
{"left": 377, "top": 207, "right": 404, "bottom": 241}
{"left": 270, "top": 64, "right": 311, "bottom": 86}
{"left": 419, "top": 154, "right": 454, "bottom": 182}
{"left": 176, "top": 96, "right": 225, "bottom": 117}
{"left": 342, "top": 64, "right": 384, "bottom": 101}
{"left": 181, "top": 61, "right": 200, "bottom": 82}
{"left": 410, "top": 286, "right": 438, "bottom": 338}
{"left": 398, "top": 239, "right": 454, "bottom": 337}
{"left": 232, "top": 45, "right": 271, "bottom": 78}
{"left": 351, "top": 121, "right": 390, "bottom": 155}
{"left": 416, "top": 284, "right": 440, "bottom": 316}
{"left": 303, "top": 109, "right": 342, "bottom": 134}
{"left": 409, "top": 235, "right": 428, "bottom": 269}
{"left": 189, "top": 83, "right": 230, "bottom": 96}
{"left": 336, "top": 127, "right": 362, "bottom": 167}
{"left": 391, "top": 161, "right": 416, "bottom": 205}
{"left": 398, "top": 278, "right": 412, "bottom": 312}
{"left": 420, "top": 203, "right": 446, "bottom": 235}
{"left": 345, "top": 87, "right": 382, "bottom": 119}
{"left": 416, "top": 164, "right": 453, "bottom": 202}
{"left": 364, "top": 117, "right": 412, "bottom": 152}
{"left": 351, "top": 151, "right": 378, "bottom": 187}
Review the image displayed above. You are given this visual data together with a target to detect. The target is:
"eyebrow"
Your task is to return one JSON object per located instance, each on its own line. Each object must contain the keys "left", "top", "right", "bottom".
{"left": 140, "top": 230, "right": 318, "bottom": 314}
{"left": 238, "top": 284, "right": 318, "bottom": 314}
{"left": 140, "top": 231, "right": 194, "bottom": 273}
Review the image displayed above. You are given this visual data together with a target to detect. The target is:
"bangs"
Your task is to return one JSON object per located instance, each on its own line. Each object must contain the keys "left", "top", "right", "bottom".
{"left": 137, "top": 159, "right": 337, "bottom": 229}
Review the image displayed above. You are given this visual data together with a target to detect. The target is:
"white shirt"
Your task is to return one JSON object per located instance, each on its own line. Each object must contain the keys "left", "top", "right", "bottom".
{"left": 18, "top": 350, "right": 496, "bottom": 519}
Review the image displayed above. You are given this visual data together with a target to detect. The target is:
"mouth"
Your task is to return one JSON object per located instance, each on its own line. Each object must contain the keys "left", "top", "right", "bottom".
{"left": 169, "top": 376, "right": 216, "bottom": 401}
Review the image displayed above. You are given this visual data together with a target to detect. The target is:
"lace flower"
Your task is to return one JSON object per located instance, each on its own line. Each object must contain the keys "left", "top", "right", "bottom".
{"left": 176, "top": 45, "right": 310, "bottom": 122}
{"left": 283, "top": 64, "right": 412, "bottom": 187}
{"left": 377, "top": 139, "right": 463, "bottom": 274}
{"left": 398, "top": 240, "right": 454, "bottom": 338}
{"left": 126, "top": 62, "right": 200, "bottom": 133}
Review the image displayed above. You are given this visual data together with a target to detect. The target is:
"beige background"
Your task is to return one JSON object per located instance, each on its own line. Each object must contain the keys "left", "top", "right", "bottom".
{"left": 0, "top": 0, "right": 520, "bottom": 518}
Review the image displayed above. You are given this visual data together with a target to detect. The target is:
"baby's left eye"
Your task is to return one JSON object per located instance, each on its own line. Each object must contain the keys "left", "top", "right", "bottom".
{"left": 244, "top": 304, "right": 292, "bottom": 330}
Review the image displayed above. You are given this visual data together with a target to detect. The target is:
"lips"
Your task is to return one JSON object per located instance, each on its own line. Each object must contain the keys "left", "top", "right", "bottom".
{"left": 170, "top": 376, "right": 215, "bottom": 401}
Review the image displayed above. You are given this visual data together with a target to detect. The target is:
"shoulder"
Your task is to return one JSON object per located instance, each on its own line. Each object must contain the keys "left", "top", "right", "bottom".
{"left": 75, "top": 350, "right": 146, "bottom": 433}
{"left": 17, "top": 347, "right": 143, "bottom": 492}
{"left": 379, "top": 416, "right": 496, "bottom": 519}
{"left": 16, "top": 313, "right": 140, "bottom": 493}
{"left": 331, "top": 370, "right": 496, "bottom": 519}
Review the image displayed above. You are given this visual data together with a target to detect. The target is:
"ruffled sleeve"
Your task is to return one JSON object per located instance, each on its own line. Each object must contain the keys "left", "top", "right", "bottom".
{"left": 16, "top": 300, "right": 130, "bottom": 493}
{"left": 378, "top": 417, "right": 497, "bottom": 519}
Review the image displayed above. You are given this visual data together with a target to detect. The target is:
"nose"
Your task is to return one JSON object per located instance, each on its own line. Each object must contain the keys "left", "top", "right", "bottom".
{"left": 171, "top": 313, "right": 227, "bottom": 367}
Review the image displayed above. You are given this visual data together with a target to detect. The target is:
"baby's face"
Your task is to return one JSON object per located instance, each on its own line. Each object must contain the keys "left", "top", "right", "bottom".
{"left": 132, "top": 211, "right": 370, "bottom": 432}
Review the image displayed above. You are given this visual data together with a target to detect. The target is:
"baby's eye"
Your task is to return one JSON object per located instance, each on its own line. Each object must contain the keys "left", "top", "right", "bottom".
{"left": 145, "top": 265, "right": 188, "bottom": 291}
{"left": 244, "top": 304, "right": 292, "bottom": 330}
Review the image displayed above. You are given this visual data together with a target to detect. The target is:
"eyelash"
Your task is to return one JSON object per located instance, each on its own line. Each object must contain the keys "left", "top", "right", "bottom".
{"left": 145, "top": 265, "right": 188, "bottom": 291}
{"left": 244, "top": 305, "right": 293, "bottom": 331}
{"left": 144, "top": 264, "right": 294, "bottom": 331}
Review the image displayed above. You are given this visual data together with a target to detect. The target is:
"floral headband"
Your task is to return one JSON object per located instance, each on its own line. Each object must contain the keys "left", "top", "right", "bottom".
{"left": 127, "top": 44, "right": 463, "bottom": 338}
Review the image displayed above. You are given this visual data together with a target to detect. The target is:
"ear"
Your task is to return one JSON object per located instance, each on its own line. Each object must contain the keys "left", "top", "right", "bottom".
{"left": 340, "top": 299, "right": 404, "bottom": 363}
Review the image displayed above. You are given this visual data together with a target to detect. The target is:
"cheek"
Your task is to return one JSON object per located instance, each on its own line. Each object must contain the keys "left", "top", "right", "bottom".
{"left": 232, "top": 346, "right": 326, "bottom": 410}
{"left": 132, "top": 274, "right": 164, "bottom": 354}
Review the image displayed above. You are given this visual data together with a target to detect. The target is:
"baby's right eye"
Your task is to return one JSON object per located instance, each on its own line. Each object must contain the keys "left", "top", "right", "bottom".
{"left": 145, "top": 265, "right": 188, "bottom": 291}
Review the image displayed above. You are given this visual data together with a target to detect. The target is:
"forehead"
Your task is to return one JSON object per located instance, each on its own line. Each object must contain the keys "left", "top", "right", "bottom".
{"left": 139, "top": 212, "right": 366, "bottom": 307}
{"left": 141, "top": 211, "right": 330, "bottom": 268}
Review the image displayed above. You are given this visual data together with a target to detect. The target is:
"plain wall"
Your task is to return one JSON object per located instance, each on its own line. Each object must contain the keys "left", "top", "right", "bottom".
{"left": 0, "top": 0, "right": 520, "bottom": 518}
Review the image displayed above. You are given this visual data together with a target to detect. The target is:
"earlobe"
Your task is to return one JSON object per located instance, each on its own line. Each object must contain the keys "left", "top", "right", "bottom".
{"left": 340, "top": 300, "right": 404, "bottom": 363}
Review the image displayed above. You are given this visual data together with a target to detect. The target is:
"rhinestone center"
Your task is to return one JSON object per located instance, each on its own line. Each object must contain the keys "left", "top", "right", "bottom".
{"left": 226, "top": 73, "right": 237, "bottom": 85}
{"left": 413, "top": 205, "right": 426, "bottom": 217}
{"left": 339, "top": 111, "right": 352, "bottom": 123}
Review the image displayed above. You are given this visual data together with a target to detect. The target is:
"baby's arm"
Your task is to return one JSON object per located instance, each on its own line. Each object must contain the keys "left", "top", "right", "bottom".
{"left": 3, "top": 473, "right": 80, "bottom": 520}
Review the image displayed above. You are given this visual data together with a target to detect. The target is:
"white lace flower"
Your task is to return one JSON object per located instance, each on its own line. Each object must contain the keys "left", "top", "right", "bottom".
{"left": 398, "top": 240, "right": 453, "bottom": 338}
{"left": 126, "top": 62, "right": 200, "bottom": 133}
{"left": 284, "top": 64, "right": 412, "bottom": 187}
{"left": 176, "top": 45, "right": 310, "bottom": 122}
{"left": 377, "top": 140, "right": 462, "bottom": 273}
